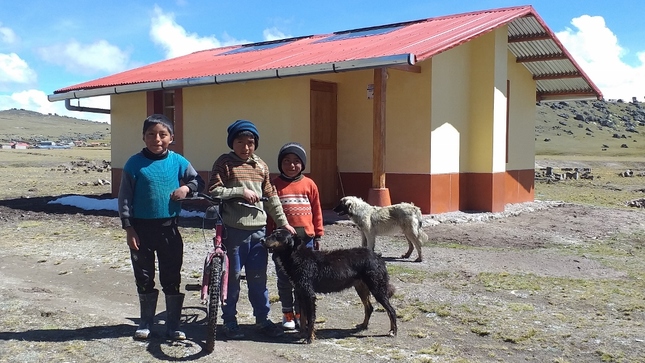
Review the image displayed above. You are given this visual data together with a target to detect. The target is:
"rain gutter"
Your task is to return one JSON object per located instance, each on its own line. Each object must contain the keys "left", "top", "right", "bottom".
{"left": 48, "top": 54, "right": 415, "bottom": 106}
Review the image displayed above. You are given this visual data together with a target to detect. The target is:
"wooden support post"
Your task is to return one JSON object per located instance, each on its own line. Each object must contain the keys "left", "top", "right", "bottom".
{"left": 368, "top": 67, "right": 391, "bottom": 206}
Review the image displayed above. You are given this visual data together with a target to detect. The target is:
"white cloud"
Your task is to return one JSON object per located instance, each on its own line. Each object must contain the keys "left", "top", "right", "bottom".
{"left": 150, "top": 6, "right": 221, "bottom": 59}
{"left": 263, "top": 27, "right": 291, "bottom": 41}
{"left": 0, "top": 90, "right": 110, "bottom": 123}
{"left": 37, "top": 39, "right": 131, "bottom": 74}
{"left": 0, "top": 53, "right": 37, "bottom": 85}
{"left": 556, "top": 15, "right": 645, "bottom": 101}
{"left": 0, "top": 24, "right": 17, "bottom": 44}
{"left": 149, "top": 5, "right": 248, "bottom": 59}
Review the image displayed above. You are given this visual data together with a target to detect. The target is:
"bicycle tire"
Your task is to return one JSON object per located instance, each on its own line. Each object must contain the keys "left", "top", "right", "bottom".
{"left": 205, "top": 256, "right": 223, "bottom": 353}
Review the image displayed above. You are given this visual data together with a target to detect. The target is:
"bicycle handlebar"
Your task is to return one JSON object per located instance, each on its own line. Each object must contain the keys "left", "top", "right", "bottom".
{"left": 179, "top": 192, "right": 269, "bottom": 210}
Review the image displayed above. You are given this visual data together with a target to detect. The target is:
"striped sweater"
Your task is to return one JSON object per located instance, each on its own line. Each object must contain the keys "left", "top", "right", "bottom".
{"left": 269, "top": 175, "right": 324, "bottom": 238}
{"left": 207, "top": 152, "right": 288, "bottom": 229}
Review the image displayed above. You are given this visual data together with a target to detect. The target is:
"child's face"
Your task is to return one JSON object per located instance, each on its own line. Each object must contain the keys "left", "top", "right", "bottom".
{"left": 143, "top": 123, "right": 173, "bottom": 155}
{"left": 281, "top": 153, "right": 303, "bottom": 178}
{"left": 232, "top": 135, "right": 255, "bottom": 159}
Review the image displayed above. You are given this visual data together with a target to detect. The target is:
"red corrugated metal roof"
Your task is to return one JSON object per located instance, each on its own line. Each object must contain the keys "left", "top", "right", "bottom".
{"left": 50, "top": 5, "right": 602, "bottom": 101}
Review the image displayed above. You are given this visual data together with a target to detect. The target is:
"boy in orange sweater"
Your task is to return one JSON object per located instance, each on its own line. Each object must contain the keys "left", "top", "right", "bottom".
{"left": 270, "top": 142, "right": 324, "bottom": 330}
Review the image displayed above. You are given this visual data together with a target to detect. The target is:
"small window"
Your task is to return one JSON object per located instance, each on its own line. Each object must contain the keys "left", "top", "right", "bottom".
{"left": 162, "top": 90, "right": 175, "bottom": 123}
{"left": 316, "top": 25, "right": 404, "bottom": 43}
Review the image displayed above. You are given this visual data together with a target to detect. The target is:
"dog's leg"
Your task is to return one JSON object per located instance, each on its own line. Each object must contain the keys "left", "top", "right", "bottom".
{"left": 366, "top": 234, "right": 376, "bottom": 251}
{"left": 403, "top": 230, "right": 423, "bottom": 262}
{"left": 354, "top": 281, "right": 373, "bottom": 330}
{"left": 295, "top": 296, "right": 307, "bottom": 336}
{"left": 296, "top": 290, "right": 316, "bottom": 344}
{"left": 367, "top": 283, "right": 398, "bottom": 337}
{"left": 401, "top": 237, "right": 414, "bottom": 259}
{"left": 361, "top": 232, "right": 368, "bottom": 248}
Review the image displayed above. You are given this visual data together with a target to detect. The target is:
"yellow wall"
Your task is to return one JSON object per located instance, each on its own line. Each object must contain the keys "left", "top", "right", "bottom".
{"left": 111, "top": 92, "right": 148, "bottom": 168}
{"left": 506, "top": 50, "right": 536, "bottom": 170}
{"left": 183, "top": 77, "right": 310, "bottom": 172}
{"left": 385, "top": 64, "right": 432, "bottom": 173}
{"left": 467, "top": 27, "right": 508, "bottom": 173}
{"left": 320, "top": 71, "right": 374, "bottom": 173}
{"left": 430, "top": 42, "right": 472, "bottom": 174}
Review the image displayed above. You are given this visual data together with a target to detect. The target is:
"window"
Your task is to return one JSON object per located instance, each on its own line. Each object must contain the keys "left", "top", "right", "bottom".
{"left": 148, "top": 88, "right": 183, "bottom": 153}
{"left": 162, "top": 90, "right": 175, "bottom": 124}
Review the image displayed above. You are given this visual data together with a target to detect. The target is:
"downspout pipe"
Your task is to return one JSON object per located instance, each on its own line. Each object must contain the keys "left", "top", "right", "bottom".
{"left": 65, "top": 99, "right": 111, "bottom": 114}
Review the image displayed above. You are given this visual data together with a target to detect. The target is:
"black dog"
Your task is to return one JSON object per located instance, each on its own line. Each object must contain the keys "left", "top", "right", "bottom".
{"left": 263, "top": 229, "right": 397, "bottom": 343}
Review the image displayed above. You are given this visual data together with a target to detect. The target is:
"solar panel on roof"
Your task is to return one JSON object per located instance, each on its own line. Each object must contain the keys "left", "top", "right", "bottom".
{"left": 220, "top": 42, "right": 287, "bottom": 55}
{"left": 316, "top": 25, "right": 404, "bottom": 43}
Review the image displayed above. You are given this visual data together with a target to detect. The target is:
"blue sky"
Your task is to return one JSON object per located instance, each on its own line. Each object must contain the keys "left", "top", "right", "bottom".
{"left": 1, "top": 0, "right": 644, "bottom": 122}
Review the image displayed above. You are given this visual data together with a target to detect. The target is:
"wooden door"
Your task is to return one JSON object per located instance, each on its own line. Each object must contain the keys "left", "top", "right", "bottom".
{"left": 309, "top": 80, "right": 338, "bottom": 209}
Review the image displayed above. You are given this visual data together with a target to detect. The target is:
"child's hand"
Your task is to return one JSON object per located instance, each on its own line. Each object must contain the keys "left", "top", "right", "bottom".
{"left": 170, "top": 186, "right": 189, "bottom": 200}
{"left": 313, "top": 236, "right": 321, "bottom": 250}
{"left": 242, "top": 188, "right": 260, "bottom": 203}
{"left": 281, "top": 224, "right": 296, "bottom": 235}
{"left": 126, "top": 227, "right": 140, "bottom": 250}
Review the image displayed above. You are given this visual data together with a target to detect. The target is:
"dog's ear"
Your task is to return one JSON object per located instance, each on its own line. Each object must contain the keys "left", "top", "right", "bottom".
{"left": 291, "top": 234, "right": 304, "bottom": 249}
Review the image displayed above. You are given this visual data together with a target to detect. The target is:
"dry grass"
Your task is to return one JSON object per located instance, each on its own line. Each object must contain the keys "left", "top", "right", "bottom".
{"left": 0, "top": 148, "right": 111, "bottom": 199}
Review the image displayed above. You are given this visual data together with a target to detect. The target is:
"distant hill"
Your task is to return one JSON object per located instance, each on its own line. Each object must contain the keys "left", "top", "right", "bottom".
{"left": 0, "top": 108, "right": 110, "bottom": 145}
{"left": 535, "top": 99, "right": 645, "bottom": 157}
{"left": 2, "top": 101, "right": 644, "bottom": 156}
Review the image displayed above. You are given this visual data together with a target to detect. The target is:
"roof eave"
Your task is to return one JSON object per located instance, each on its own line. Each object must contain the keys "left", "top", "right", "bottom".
{"left": 537, "top": 91, "right": 601, "bottom": 102}
{"left": 48, "top": 53, "right": 415, "bottom": 102}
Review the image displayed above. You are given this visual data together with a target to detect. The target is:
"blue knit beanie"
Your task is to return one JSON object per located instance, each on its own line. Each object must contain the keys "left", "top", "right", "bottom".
{"left": 227, "top": 119, "right": 259, "bottom": 149}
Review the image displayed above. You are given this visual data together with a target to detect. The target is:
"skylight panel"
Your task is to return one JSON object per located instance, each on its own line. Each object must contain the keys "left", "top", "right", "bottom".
{"left": 317, "top": 25, "right": 404, "bottom": 43}
{"left": 221, "top": 42, "right": 287, "bottom": 55}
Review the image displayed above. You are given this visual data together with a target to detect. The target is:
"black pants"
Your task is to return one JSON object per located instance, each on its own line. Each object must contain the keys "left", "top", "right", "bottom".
{"left": 130, "top": 218, "right": 183, "bottom": 295}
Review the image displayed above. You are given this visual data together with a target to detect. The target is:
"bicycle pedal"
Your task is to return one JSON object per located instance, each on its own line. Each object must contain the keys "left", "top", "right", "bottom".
{"left": 185, "top": 283, "right": 201, "bottom": 291}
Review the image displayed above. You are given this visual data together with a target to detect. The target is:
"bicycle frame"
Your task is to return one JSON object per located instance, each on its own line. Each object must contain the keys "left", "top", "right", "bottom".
{"left": 179, "top": 192, "right": 267, "bottom": 352}
{"left": 200, "top": 210, "right": 228, "bottom": 306}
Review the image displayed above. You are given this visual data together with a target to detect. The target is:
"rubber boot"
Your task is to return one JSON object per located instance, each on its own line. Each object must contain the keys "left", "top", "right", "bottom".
{"left": 165, "top": 293, "right": 186, "bottom": 340}
{"left": 134, "top": 289, "right": 158, "bottom": 340}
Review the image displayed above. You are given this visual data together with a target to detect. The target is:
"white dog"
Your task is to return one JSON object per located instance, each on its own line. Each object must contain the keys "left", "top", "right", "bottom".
{"left": 333, "top": 196, "right": 427, "bottom": 262}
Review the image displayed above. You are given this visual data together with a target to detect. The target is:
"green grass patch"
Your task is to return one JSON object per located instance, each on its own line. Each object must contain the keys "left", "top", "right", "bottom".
{"left": 387, "top": 264, "right": 427, "bottom": 283}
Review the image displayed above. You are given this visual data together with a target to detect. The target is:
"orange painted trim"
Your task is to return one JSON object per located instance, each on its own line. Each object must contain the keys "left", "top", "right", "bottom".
{"left": 505, "top": 169, "right": 535, "bottom": 204}
{"left": 429, "top": 173, "right": 460, "bottom": 214}
{"left": 460, "top": 172, "right": 506, "bottom": 212}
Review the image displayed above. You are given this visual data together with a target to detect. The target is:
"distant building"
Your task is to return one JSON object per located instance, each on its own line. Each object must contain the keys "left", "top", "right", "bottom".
{"left": 12, "top": 142, "right": 29, "bottom": 149}
{"left": 35, "top": 141, "right": 71, "bottom": 149}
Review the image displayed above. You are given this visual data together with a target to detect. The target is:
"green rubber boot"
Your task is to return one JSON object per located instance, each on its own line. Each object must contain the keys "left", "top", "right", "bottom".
{"left": 165, "top": 293, "right": 186, "bottom": 340}
{"left": 134, "top": 290, "right": 158, "bottom": 340}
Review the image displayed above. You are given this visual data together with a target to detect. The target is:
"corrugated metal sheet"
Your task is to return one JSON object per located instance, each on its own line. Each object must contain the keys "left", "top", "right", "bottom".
{"left": 51, "top": 5, "right": 601, "bottom": 101}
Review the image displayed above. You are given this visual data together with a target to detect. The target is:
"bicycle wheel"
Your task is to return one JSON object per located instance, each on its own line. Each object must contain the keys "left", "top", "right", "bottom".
{"left": 205, "top": 256, "right": 223, "bottom": 353}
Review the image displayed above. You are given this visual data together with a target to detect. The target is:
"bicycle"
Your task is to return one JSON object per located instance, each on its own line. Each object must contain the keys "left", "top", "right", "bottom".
{"left": 180, "top": 192, "right": 266, "bottom": 353}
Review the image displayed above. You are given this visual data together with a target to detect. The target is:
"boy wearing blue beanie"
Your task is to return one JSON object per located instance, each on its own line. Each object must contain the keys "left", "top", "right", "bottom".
{"left": 208, "top": 119, "right": 295, "bottom": 339}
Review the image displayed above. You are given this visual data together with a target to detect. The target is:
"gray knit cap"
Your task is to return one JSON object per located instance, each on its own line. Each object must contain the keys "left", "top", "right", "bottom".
{"left": 278, "top": 142, "right": 306, "bottom": 175}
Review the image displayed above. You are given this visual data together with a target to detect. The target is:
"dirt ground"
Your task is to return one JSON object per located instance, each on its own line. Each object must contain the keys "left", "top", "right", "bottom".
{"left": 1, "top": 193, "right": 645, "bottom": 362}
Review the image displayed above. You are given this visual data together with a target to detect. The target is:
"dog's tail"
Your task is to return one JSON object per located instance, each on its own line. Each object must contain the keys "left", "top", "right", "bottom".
{"left": 387, "top": 283, "right": 395, "bottom": 298}
{"left": 415, "top": 207, "right": 429, "bottom": 243}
